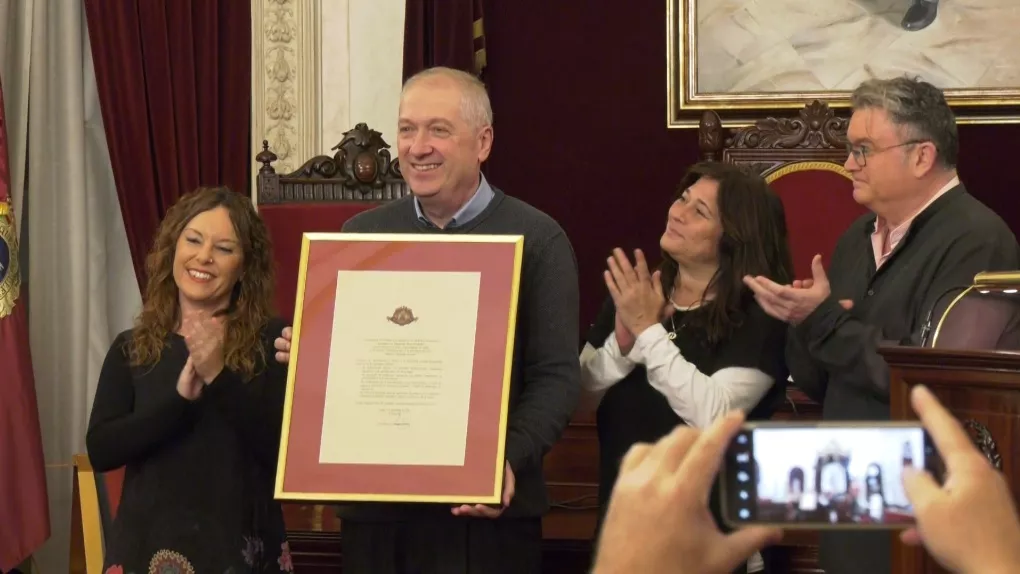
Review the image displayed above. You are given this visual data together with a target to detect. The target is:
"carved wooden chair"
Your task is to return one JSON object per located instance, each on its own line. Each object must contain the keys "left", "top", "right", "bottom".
{"left": 256, "top": 123, "right": 411, "bottom": 321}
{"left": 699, "top": 101, "right": 869, "bottom": 282}
{"left": 700, "top": 101, "right": 869, "bottom": 422}
{"left": 700, "top": 101, "right": 869, "bottom": 571}
{"left": 254, "top": 122, "right": 412, "bottom": 565}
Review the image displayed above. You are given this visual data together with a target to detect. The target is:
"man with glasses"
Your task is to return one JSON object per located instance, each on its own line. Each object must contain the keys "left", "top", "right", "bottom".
{"left": 744, "top": 76, "right": 1019, "bottom": 574}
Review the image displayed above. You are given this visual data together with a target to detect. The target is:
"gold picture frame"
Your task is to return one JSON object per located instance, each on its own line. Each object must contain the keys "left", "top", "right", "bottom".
{"left": 667, "top": 0, "right": 1020, "bottom": 128}
{"left": 275, "top": 233, "right": 523, "bottom": 504}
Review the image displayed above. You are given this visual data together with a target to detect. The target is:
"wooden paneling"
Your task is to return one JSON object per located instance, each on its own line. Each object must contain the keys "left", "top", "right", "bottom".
{"left": 884, "top": 346, "right": 1020, "bottom": 574}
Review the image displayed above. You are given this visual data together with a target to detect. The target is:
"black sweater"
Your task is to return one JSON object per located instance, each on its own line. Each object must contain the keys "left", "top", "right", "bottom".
{"left": 335, "top": 186, "right": 582, "bottom": 520}
{"left": 787, "top": 184, "right": 1020, "bottom": 574}
{"left": 587, "top": 294, "right": 788, "bottom": 533}
{"left": 85, "top": 318, "right": 290, "bottom": 573}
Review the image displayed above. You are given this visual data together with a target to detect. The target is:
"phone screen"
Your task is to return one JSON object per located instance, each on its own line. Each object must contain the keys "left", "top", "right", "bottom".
{"left": 720, "top": 423, "right": 942, "bottom": 529}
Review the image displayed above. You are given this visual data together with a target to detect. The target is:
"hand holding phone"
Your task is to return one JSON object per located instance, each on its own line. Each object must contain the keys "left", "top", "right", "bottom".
{"left": 593, "top": 386, "right": 1020, "bottom": 574}
{"left": 593, "top": 412, "right": 782, "bottom": 574}
{"left": 720, "top": 421, "right": 943, "bottom": 530}
{"left": 898, "top": 386, "right": 1020, "bottom": 573}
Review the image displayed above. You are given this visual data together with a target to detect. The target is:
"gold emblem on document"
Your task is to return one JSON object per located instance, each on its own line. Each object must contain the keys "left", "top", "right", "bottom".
{"left": 387, "top": 306, "right": 419, "bottom": 326}
{"left": 0, "top": 201, "right": 22, "bottom": 319}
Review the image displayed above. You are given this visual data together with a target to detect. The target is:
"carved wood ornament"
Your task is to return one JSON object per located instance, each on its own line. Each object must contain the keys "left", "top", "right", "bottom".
{"left": 256, "top": 123, "right": 410, "bottom": 204}
{"left": 963, "top": 419, "right": 1003, "bottom": 470}
{"left": 725, "top": 100, "right": 849, "bottom": 150}
{"left": 699, "top": 100, "right": 852, "bottom": 177}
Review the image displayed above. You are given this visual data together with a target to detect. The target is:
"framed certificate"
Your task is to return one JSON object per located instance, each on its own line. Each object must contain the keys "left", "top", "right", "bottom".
{"left": 275, "top": 233, "right": 523, "bottom": 504}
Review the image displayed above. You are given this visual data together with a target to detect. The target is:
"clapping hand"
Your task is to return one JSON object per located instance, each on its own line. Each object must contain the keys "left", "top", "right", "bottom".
{"left": 181, "top": 310, "right": 226, "bottom": 383}
{"left": 743, "top": 254, "right": 852, "bottom": 322}
{"left": 614, "top": 301, "right": 674, "bottom": 355}
{"left": 176, "top": 356, "right": 204, "bottom": 401}
{"left": 605, "top": 248, "right": 665, "bottom": 337}
{"left": 614, "top": 313, "right": 637, "bottom": 355}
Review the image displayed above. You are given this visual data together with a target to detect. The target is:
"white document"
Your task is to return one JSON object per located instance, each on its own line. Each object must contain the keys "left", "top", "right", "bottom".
{"left": 319, "top": 270, "right": 480, "bottom": 466}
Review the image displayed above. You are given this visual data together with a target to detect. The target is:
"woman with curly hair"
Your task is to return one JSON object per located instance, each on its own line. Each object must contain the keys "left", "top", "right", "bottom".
{"left": 86, "top": 187, "right": 292, "bottom": 573}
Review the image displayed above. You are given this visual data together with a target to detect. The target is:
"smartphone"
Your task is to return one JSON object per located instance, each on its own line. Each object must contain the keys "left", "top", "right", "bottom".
{"left": 719, "top": 421, "right": 944, "bottom": 529}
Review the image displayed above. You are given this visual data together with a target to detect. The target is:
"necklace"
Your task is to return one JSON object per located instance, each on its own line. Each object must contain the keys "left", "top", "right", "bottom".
{"left": 667, "top": 286, "right": 700, "bottom": 340}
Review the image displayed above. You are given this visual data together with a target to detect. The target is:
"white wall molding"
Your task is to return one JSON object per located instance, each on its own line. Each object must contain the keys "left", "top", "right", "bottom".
{"left": 250, "top": 0, "right": 405, "bottom": 204}
{"left": 251, "top": 0, "right": 322, "bottom": 198}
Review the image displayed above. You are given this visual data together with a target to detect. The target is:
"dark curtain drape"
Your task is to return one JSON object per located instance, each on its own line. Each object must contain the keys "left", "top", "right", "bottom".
{"left": 84, "top": 1, "right": 251, "bottom": 289}
{"left": 403, "top": 0, "right": 486, "bottom": 81}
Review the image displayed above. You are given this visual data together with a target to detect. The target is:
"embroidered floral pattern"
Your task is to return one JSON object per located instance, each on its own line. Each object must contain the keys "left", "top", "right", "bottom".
{"left": 242, "top": 536, "right": 264, "bottom": 566}
{"left": 148, "top": 549, "right": 196, "bottom": 574}
{"left": 105, "top": 566, "right": 125, "bottom": 574}
{"left": 278, "top": 541, "right": 294, "bottom": 572}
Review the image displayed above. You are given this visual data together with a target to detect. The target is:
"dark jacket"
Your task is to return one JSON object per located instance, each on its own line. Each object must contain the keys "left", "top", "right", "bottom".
{"left": 787, "top": 183, "right": 1020, "bottom": 574}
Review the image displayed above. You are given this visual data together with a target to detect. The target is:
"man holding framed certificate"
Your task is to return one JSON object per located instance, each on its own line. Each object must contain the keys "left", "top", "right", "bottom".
{"left": 273, "top": 66, "right": 581, "bottom": 574}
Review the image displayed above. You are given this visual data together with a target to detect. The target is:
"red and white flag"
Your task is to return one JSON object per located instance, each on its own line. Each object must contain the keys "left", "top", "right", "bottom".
{"left": 0, "top": 76, "right": 50, "bottom": 572}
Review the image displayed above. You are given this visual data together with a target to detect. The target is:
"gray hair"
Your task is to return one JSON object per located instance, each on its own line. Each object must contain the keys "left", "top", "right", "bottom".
{"left": 401, "top": 67, "right": 493, "bottom": 130}
{"left": 850, "top": 76, "right": 958, "bottom": 168}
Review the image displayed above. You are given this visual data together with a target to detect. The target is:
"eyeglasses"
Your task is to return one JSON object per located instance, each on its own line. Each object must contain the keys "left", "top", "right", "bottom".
{"left": 846, "top": 139, "right": 929, "bottom": 167}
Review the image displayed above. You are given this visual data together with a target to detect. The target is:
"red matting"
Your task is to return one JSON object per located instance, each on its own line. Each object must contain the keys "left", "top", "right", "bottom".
{"left": 276, "top": 234, "right": 521, "bottom": 503}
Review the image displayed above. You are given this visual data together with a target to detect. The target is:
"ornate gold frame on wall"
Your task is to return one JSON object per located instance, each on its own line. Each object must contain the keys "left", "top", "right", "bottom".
{"left": 666, "top": 0, "right": 1020, "bottom": 128}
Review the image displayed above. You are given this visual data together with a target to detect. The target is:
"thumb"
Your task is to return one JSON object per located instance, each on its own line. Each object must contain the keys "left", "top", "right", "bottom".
{"left": 901, "top": 466, "right": 941, "bottom": 510}
{"left": 651, "top": 270, "right": 664, "bottom": 297}
{"left": 184, "top": 355, "right": 199, "bottom": 376}
{"left": 839, "top": 299, "right": 854, "bottom": 310}
{"left": 180, "top": 356, "right": 197, "bottom": 380}
{"left": 713, "top": 527, "right": 783, "bottom": 571}
{"left": 810, "top": 254, "right": 827, "bottom": 283}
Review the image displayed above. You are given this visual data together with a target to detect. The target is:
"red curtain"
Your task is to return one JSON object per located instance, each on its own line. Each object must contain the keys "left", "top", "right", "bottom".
{"left": 403, "top": 0, "right": 486, "bottom": 81}
{"left": 83, "top": 1, "right": 251, "bottom": 289}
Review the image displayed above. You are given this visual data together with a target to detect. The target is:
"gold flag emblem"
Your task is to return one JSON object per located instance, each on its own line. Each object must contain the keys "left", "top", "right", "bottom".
{"left": 0, "top": 200, "right": 22, "bottom": 319}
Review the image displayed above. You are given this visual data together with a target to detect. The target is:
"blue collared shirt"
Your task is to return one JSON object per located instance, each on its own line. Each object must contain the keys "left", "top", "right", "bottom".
{"left": 413, "top": 174, "right": 494, "bottom": 229}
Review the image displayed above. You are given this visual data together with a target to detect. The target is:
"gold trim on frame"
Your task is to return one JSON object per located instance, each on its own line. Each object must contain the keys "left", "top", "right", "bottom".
{"left": 667, "top": 0, "right": 1020, "bottom": 128}
{"left": 275, "top": 233, "right": 523, "bottom": 504}
{"left": 764, "top": 161, "right": 852, "bottom": 184}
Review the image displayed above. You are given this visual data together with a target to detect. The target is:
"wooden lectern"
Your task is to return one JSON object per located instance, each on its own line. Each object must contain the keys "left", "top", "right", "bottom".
{"left": 883, "top": 270, "right": 1020, "bottom": 574}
